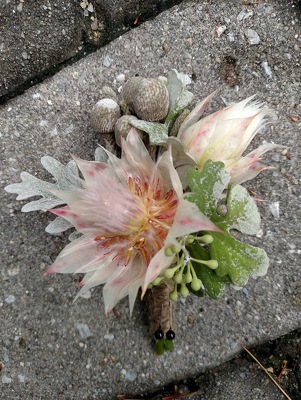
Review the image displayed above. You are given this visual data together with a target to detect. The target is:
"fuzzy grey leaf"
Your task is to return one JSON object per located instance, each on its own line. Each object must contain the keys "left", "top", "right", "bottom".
{"left": 46, "top": 217, "right": 73, "bottom": 234}
{"left": 95, "top": 146, "right": 109, "bottom": 163}
{"left": 5, "top": 172, "right": 57, "bottom": 200}
{"left": 22, "top": 198, "right": 64, "bottom": 212}
{"left": 69, "top": 230, "right": 83, "bottom": 241}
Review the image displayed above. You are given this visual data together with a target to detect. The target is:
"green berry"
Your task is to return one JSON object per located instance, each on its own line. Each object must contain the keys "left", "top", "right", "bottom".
{"left": 200, "top": 234, "right": 213, "bottom": 244}
{"left": 165, "top": 247, "right": 174, "bottom": 257}
{"left": 174, "top": 272, "right": 183, "bottom": 284}
{"left": 152, "top": 277, "right": 164, "bottom": 286}
{"left": 186, "top": 235, "right": 195, "bottom": 244}
{"left": 164, "top": 266, "right": 178, "bottom": 279}
{"left": 171, "top": 245, "right": 181, "bottom": 254}
{"left": 180, "top": 284, "right": 189, "bottom": 298}
{"left": 206, "top": 260, "right": 218, "bottom": 269}
{"left": 169, "top": 287, "right": 178, "bottom": 301}
{"left": 191, "top": 278, "right": 202, "bottom": 291}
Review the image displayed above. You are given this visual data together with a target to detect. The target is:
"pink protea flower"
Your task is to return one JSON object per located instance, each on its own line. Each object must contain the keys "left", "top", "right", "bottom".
{"left": 45, "top": 129, "right": 219, "bottom": 314}
{"left": 177, "top": 94, "right": 280, "bottom": 184}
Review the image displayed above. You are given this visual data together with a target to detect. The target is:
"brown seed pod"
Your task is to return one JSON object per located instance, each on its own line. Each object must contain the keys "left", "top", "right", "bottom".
{"left": 123, "top": 76, "right": 144, "bottom": 107}
{"left": 133, "top": 78, "right": 169, "bottom": 121}
{"left": 123, "top": 77, "right": 169, "bottom": 122}
{"left": 90, "top": 98, "right": 121, "bottom": 134}
{"left": 148, "top": 282, "right": 176, "bottom": 336}
{"left": 101, "top": 85, "right": 118, "bottom": 103}
{"left": 114, "top": 115, "right": 139, "bottom": 147}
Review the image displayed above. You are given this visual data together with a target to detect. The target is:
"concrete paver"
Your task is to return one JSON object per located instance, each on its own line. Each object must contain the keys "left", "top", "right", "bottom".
{"left": 1, "top": 1, "right": 300, "bottom": 398}
{"left": 0, "top": 0, "right": 183, "bottom": 100}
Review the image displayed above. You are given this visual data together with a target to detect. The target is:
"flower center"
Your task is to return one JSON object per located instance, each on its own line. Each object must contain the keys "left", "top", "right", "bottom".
{"left": 96, "top": 176, "right": 178, "bottom": 266}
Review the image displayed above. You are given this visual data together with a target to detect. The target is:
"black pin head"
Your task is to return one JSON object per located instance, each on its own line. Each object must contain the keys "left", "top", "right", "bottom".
{"left": 165, "top": 329, "right": 175, "bottom": 341}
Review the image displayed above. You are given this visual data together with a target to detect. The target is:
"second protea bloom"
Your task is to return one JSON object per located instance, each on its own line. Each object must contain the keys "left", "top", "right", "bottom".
{"left": 177, "top": 94, "right": 280, "bottom": 184}
{"left": 45, "top": 129, "right": 219, "bottom": 314}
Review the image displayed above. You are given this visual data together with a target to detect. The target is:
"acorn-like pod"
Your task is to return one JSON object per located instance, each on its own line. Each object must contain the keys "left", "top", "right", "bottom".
{"left": 114, "top": 115, "right": 139, "bottom": 147}
{"left": 90, "top": 98, "right": 121, "bottom": 134}
{"left": 123, "top": 76, "right": 144, "bottom": 107}
{"left": 123, "top": 77, "right": 169, "bottom": 122}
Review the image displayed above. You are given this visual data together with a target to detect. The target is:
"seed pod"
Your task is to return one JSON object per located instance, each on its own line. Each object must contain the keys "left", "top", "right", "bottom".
{"left": 123, "top": 77, "right": 169, "bottom": 122}
{"left": 90, "top": 98, "right": 121, "bottom": 134}
{"left": 123, "top": 76, "right": 144, "bottom": 107}
{"left": 114, "top": 115, "right": 139, "bottom": 147}
{"left": 101, "top": 85, "right": 118, "bottom": 103}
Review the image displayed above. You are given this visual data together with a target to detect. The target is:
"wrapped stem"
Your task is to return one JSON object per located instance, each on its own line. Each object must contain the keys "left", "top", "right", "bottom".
{"left": 148, "top": 282, "right": 176, "bottom": 335}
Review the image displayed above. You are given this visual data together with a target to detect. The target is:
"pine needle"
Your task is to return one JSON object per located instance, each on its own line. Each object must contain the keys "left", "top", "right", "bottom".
{"left": 241, "top": 343, "right": 292, "bottom": 400}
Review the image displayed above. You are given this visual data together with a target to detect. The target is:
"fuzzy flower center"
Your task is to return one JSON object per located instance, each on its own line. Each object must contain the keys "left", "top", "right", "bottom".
{"left": 95, "top": 176, "right": 178, "bottom": 266}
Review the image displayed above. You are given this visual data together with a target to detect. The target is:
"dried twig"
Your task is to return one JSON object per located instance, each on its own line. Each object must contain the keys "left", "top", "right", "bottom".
{"left": 240, "top": 343, "right": 292, "bottom": 400}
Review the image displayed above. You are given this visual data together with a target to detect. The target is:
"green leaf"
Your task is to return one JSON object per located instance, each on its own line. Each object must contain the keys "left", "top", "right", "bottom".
{"left": 186, "top": 160, "right": 230, "bottom": 217}
{"left": 220, "top": 184, "right": 261, "bottom": 235}
{"left": 186, "top": 160, "right": 261, "bottom": 234}
{"left": 129, "top": 119, "right": 168, "bottom": 145}
{"left": 210, "top": 231, "right": 269, "bottom": 287}
{"left": 185, "top": 160, "right": 269, "bottom": 289}
{"left": 188, "top": 241, "right": 229, "bottom": 299}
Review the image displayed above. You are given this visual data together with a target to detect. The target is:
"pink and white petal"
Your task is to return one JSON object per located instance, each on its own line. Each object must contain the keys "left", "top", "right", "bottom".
{"left": 245, "top": 143, "right": 285, "bottom": 159}
{"left": 52, "top": 173, "right": 142, "bottom": 235}
{"left": 178, "top": 113, "right": 219, "bottom": 162}
{"left": 121, "top": 128, "right": 155, "bottom": 178}
{"left": 72, "top": 156, "right": 109, "bottom": 183}
{"left": 50, "top": 206, "right": 90, "bottom": 232}
{"left": 223, "top": 96, "right": 257, "bottom": 119}
{"left": 127, "top": 256, "right": 147, "bottom": 314}
{"left": 200, "top": 117, "right": 254, "bottom": 164}
{"left": 178, "top": 91, "right": 217, "bottom": 136}
{"left": 44, "top": 234, "right": 101, "bottom": 274}
{"left": 103, "top": 253, "right": 147, "bottom": 315}
{"left": 231, "top": 161, "right": 274, "bottom": 184}
{"left": 142, "top": 248, "right": 176, "bottom": 296}
{"left": 157, "top": 145, "right": 183, "bottom": 198}
{"left": 49, "top": 188, "right": 85, "bottom": 206}
{"left": 168, "top": 198, "right": 222, "bottom": 239}
{"left": 235, "top": 110, "right": 271, "bottom": 156}
{"left": 100, "top": 146, "right": 128, "bottom": 184}
{"left": 73, "top": 262, "right": 119, "bottom": 301}
{"left": 167, "top": 137, "right": 196, "bottom": 169}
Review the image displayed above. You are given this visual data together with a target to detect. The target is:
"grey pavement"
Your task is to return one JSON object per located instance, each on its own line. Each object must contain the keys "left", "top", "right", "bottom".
{"left": 0, "top": 0, "right": 183, "bottom": 100}
{"left": 1, "top": 0, "right": 301, "bottom": 399}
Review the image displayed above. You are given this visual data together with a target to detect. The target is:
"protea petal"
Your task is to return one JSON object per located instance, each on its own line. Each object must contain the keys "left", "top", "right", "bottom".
{"left": 45, "top": 129, "right": 199, "bottom": 313}
{"left": 71, "top": 156, "right": 108, "bottom": 183}
{"left": 229, "top": 143, "right": 284, "bottom": 184}
{"left": 168, "top": 198, "right": 222, "bottom": 238}
{"left": 44, "top": 234, "right": 100, "bottom": 274}
{"left": 103, "top": 253, "right": 146, "bottom": 315}
{"left": 143, "top": 198, "right": 221, "bottom": 292}
{"left": 231, "top": 162, "right": 274, "bottom": 184}
{"left": 177, "top": 95, "right": 279, "bottom": 183}
{"left": 121, "top": 128, "right": 156, "bottom": 179}
{"left": 157, "top": 145, "right": 183, "bottom": 198}
{"left": 142, "top": 248, "right": 176, "bottom": 297}
{"left": 74, "top": 264, "right": 119, "bottom": 301}
{"left": 178, "top": 90, "right": 217, "bottom": 136}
